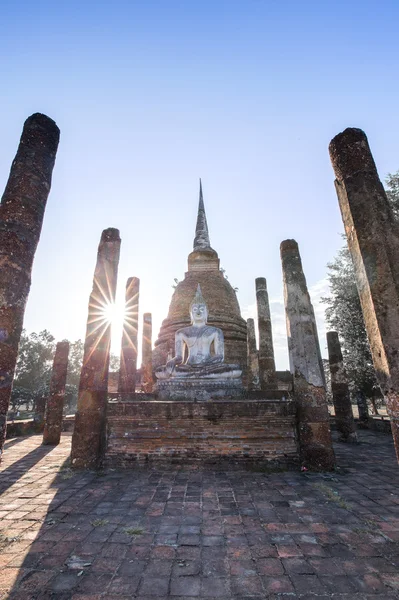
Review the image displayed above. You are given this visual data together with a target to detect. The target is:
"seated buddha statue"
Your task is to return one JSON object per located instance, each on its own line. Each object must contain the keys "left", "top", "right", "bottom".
{"left": 155, "top": 285, "right": 242, "bottom": 380}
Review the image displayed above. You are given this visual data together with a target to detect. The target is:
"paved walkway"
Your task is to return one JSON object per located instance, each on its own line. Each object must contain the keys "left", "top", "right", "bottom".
{"left": 1, "top": 431, "right": 399, "bottom": 599}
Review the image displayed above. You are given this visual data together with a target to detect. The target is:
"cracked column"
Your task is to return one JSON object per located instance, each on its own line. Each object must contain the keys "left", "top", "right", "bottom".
{"left": 327, "top": 331, "right": 357, "bottom": 443}
{"left": 329, "top": 127, "right": 399, "bottom": 462}
{"left": 0, "top": 113, "right": 60, "bottom": 459}
{"left": 141, "top": 313, "right": 153, "bottom": 393}
{"left": 43, "top": 341, "right": 70, "bottom": 445}
{"left": 256, "top": 277, "right": 277, "bottom": 389}
{"left": 118, "top": 277, "right": 140, "bottom": 395}
{"left": 281, "top": 239, "right": 335, "bottom": 470}
{"left": 247, "top": 318, "right": 259, "bottom": 390}
{"left": 356, "top": 391, "right": 370, "bottom": 426}
{"left": 71, "top": 228, "right": 121, "bottom": 468}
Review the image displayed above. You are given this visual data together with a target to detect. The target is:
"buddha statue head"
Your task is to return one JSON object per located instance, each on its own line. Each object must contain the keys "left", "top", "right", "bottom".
{"left": 190, "top": 284, "right": 208, "bottom": 326}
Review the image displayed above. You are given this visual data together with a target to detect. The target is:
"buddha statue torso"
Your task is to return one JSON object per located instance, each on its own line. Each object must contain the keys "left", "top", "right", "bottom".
{"left": 155, "top": 285, "right": 242, "bottom": 380}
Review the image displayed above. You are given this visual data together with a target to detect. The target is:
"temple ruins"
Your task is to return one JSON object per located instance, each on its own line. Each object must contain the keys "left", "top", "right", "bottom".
{"left": 1, "top": 114, "right": 399, "bottom": 473}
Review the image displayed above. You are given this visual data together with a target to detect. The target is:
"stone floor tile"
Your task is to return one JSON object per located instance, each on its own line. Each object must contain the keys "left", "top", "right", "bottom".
{"left": 282, "top": 557, "right": 315, "bottom": 574}
{"left": 172, "top": 559, "right": 201, "bottom": 577}
{"left": 261, "top": 575, "right": 295, "bottom": 594}
{"left": 230, "top": 575, "right": 263, "bottom": 596}
{"left": 201, "top": 576, "right": 230, "bottom": 597}
{"left": 139, "top": 576, "right": 170, "bottom": 596}
{"left": 170, "top": 576, "right": 201, "bottom": 596}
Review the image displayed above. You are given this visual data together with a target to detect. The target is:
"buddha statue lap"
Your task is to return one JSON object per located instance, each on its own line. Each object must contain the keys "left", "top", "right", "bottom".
{"left": 155, "top": 285, "right": 242, "bottom": 388}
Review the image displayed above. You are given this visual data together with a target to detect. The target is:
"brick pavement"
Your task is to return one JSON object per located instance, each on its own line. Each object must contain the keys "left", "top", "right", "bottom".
{"left": 1, "top": 430, "right": 399, "bottom": 599}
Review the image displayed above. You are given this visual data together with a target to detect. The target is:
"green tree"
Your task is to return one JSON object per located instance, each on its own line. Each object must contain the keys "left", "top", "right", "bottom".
{"left": 12, "top": 330, "right": 56, "bottom": 412}
{"left": 66, "top": 339, "right": 84, "bottom": 388}
{"left": 322, "top": 246, "right": 379, "bottom": 410}
{"left": 385, "top": 170, "right": 399, "bottom": 218}
{"left": 14, "top": 329, "right": 55, "bottom": 390}
{"left": 322, "top": 172, "right": 398, "bottom": 417}
{"left": 10, "top": 331, "right": 121, "bottom": 416}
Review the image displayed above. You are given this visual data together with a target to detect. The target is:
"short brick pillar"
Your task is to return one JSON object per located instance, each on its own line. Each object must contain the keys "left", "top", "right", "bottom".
{"left": 326, "top": 331, "right": 357, "bottom": 443}
{"left": 141, "top": 313, "right": 153, "bottom": 393}
{"left": 118, "top": 277, "right": 140, "bottom": 395}
{"left": 43, "top": 341, "right": 70, "bottom": 445}
{"left": 256, "top": 277, "right": 277, "bottom": 389}
{"left": 247, "top": 318, "right": 259, "bottom": 390}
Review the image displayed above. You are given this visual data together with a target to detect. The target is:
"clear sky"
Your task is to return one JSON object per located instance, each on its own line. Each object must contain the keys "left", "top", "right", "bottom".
{"left": 1, "top": 0, "right": 399, "bottom": 368}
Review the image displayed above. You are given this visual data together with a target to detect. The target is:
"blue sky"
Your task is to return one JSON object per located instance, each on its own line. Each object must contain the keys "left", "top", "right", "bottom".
{"left": 1, "top": 0, "right": 399, "bottom": 368}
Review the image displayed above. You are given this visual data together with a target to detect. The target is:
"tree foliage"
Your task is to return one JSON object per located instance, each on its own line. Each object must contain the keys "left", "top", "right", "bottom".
{"left": 14, "top": 329, "right": 55, "bottom": 392}
{"left": 10, "top": 331, "right": 119, "bottom": 416}
{"left": 322, "top": 171, "right": 399, "bottom": 405}
{"left": 322, "top": 246, "right": 379, "bottom": 399}
{"left": 385, "top": 170, "right": 399, "bottom": 218}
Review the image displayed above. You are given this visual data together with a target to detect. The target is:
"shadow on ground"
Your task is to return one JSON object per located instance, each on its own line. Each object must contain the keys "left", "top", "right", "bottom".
{"left": 1, "top": 430, "right": 399, "bottom": 599}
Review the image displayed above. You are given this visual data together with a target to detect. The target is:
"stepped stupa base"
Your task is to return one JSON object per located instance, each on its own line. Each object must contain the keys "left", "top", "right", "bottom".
{"left": 156, "top": 378, "right": 244, "bottom": 400}
{"left": 105, "top": 397, "right": 299, "bottom": 468}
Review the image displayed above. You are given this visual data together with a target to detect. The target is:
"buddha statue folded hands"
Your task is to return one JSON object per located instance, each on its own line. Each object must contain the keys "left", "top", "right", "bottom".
{"left": 155, "top": 285, "right": 242, "bottom": 380}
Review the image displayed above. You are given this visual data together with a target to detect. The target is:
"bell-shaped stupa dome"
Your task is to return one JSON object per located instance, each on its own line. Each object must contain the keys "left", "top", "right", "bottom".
{"left": 153, "top": 182, "right": 247, "bottom": 379}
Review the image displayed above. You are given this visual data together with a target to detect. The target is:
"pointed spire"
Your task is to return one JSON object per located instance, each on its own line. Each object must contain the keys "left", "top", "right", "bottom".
{"left": 193, "top": 179, "right": 211, "bottom": 251}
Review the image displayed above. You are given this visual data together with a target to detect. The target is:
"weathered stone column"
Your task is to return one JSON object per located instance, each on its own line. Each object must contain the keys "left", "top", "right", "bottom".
{"left": 43, "top": 341, "right": 70, "bottom": 445}
{"left": 329, "top": 128, "right": 399, "bottom": 462}
{"left": 34, "top": 395, "right": 47, "bottom": 427}
{"left": 281, "top": 240, "right": 335, "bottom": 470}
{"left": 247, "top": 318, "right": 259, "bottom": 390}
{"left": 356, "top": 391, "right": 370, "bottom": 426}
{"left": 0, "top": 114, "right": 60, "bottom": 459}
{"left": 118, "top": 277, "right": 140, "bottom": 395}
{"left": 256, "top": 277, "right": 277, "bottom": 389}
{"left": 326, "top": 331, "right": 357, "bottom": 443}
{"left": 141, "top": 313, "right": 153, "bottom": 393}
{"left": 71, "top": 228, "right": 121, "bottom": 468}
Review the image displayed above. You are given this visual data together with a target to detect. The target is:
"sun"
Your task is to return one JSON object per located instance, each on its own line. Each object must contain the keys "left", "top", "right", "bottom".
{"left": 101, "top": 301, "right": 125, "bottom": 332}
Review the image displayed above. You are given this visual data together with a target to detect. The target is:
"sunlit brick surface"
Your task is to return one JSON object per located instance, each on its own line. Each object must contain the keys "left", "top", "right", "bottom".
{"left": 1, "top": 431, "right": 399, "bottom": 598}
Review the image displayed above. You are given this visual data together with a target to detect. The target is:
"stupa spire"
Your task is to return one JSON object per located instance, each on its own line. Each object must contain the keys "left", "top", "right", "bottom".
{"left": 193, "top": 179, "right": 211, "bottom": 251}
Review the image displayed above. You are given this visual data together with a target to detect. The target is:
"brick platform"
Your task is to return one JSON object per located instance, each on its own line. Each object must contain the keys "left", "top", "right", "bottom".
{"left": 1, "top": 430, "right": 399, "bottom": 598}
{"left": 105, "top": 399, "right": 298, "bottom": 468}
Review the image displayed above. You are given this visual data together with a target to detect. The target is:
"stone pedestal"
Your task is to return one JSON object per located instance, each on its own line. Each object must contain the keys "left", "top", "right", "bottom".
{"left": 327, "top": 331, "right": 357, "bottom": 443}
{"left": 105, "top": 398, "right": 299, "bottom": 468}
{"left": 71, "top": 228, "right": 121, "bottom": 469}
{"left": 281, "top": 239, "right": 335, "bottom": 471}
{"left": 329, "top": 128, "right": 399, "bottom": 462}
{"left": 156, "top": 378, "right": 244, "bottom": 401}
{"left": 43, "top": 341, "right": 69, "bottom": 445}
{"left": 0, "top": 113, "right": 60, "bottom": 458}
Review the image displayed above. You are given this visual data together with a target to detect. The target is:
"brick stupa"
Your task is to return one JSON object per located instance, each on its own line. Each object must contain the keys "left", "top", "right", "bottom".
{"left": 153, "top": 182, "right": 247, "bottom": 381}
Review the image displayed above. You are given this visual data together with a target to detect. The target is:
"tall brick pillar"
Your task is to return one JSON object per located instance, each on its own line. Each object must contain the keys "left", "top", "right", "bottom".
{"left": 43, "top": 341, "right": 70, "bottom": 445}
{"left": 71, "top": 228, "right": 121, "bottom": 468}
{"left": 118, "top": 277, "right": 140, "bottom": 395}
{"left": 141, "top": 313, "right": 153, "bottom": 393}
{"left": 326, "top": 331, "right": 357, "bottom": 443}
{"left": 329, "top": 127, "right": 399, "bottom": 462}
{"left": 281, "top": 239, "right": 335, "bottom": 470}
{"left": 0, "top": 114, "right": 60, "bottom": 459}
{"left": 256, "top": 277, "right": 277, "bottom": 389}
{"left": 247, "top": 318, "right": 259, "bottom": 390}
